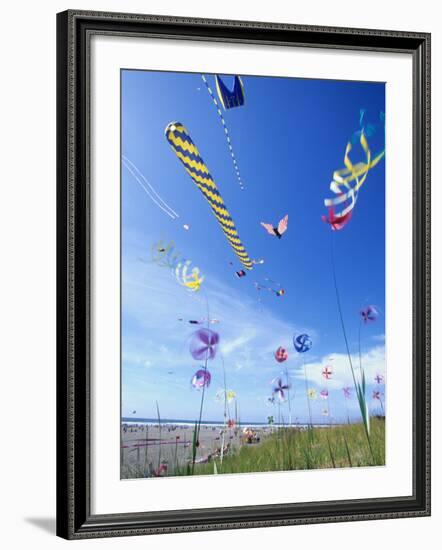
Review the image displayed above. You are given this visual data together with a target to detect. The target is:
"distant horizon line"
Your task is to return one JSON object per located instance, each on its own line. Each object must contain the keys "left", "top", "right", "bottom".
{"left": 121, "top": 416, "right": 373, "bottom": 426}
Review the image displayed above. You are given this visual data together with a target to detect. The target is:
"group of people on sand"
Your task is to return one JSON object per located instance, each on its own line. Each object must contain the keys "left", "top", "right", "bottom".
{"left": 242, "top": 427, "right": 261, "bottom": 444}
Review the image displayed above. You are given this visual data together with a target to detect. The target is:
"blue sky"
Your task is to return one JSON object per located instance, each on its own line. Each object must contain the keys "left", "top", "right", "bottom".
{"left": 121, "top": 70, "right": 386, "bottom": 424}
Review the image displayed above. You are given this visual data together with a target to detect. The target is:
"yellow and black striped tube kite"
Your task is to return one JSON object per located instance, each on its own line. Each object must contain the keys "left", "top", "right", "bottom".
{"left": 165, "top": 122, "right": 253, "bottom": 270}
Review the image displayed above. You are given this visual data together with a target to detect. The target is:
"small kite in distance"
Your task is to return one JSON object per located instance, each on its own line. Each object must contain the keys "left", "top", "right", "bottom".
{"left": 254, "top": 280, "right": 285, "bottom": 298}
{"left": 274, "top": 347, "right": 288, "bottom": 363}
{"left": 342, "top": 387, "right": 351, "bottom": 398}
{"left": 360, "top": 305, "right": 380, "bottom": 323}
{"left": 260, "top": 214, "right": 288, "bottom": 239}
{"left": 374, "top": 374, "right": 384, "bottom": 384}
{"left": 322, "top": 366, "right": 333, "bottom": 379}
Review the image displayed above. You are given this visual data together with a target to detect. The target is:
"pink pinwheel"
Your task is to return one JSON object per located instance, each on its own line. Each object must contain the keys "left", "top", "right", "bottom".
{"left": 153, "top": 463, "right": 168, "bottom": 477}
{"left": 373, "top": 390, "right": 382, "bottom": 400}
{"left": 274, "top": 346, "right": 288, "bottom": 363}
{"left": 272, "top": 378, "right": 290, "bottom": 401}
{"left": 322, "top": 366, "right": 333, "bottom": 379}
{"left": 189, "top": 328, "right": 219, "bottom": 361}
{"left": 320, "top": 389, "right": 329, "bottom": 400}
{"left": 360, "top": 305, "right": 380, "bottom": 323}
{"left": 342, "top": 386, "right": 351, "bottom": 398}
{"left": 191, "top": 369, "right": 211, "bottom": 390}
{"left": 374, "top": 374, "right": 384, "bottom": 384}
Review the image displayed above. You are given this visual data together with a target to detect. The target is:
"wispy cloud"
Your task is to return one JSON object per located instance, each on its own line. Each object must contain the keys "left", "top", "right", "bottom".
{"left": 122, "top": 240, "right": 312, "bottom": 379}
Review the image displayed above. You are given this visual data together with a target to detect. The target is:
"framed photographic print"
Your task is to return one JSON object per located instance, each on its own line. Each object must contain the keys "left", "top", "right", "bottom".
{"left": 56, "top": 10, "right": 431, "bottom": 539}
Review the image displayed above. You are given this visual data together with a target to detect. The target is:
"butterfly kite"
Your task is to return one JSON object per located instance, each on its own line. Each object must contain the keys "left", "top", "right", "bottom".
{"left": 260, "top": 214, "right": 288, "bottom": 239}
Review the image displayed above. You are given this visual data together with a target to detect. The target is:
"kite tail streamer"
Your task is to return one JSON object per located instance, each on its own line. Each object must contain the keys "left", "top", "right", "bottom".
{"left": 201, "top": 74, "right": 245, "bottom": 190}
{"left": 324, "top": 121, "right": 385, "bottom": 220}
{"left": 165, "top": 122, "right": 253, "bottom": 270}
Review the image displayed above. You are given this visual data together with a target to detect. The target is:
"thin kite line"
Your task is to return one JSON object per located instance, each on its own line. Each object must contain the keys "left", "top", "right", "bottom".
{"left": 201, "top": 74, "right": 245, "bottom": 191}
{"left": 122, "top": 155, "right": 179, "bottom": 219}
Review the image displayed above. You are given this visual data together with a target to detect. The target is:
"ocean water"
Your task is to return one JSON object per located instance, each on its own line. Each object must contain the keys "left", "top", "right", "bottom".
{"left": 121, "top": 417, "right": 332, "bottom": 428}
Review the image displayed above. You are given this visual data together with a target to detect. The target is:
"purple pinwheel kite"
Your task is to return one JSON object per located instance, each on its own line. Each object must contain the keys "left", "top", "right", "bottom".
{"left": 189, "top": 328, "right": 219, "bottom": 361}
{"left": 272, "top": 378, "right": 290, "bottom": 401}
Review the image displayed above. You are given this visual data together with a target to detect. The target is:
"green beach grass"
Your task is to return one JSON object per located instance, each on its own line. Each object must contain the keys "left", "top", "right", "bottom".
{"left": 121, "top": 419, "right": 385, "bottom": 479}
{"left": 187, "top": 419, "right": 385, "bottom": 476}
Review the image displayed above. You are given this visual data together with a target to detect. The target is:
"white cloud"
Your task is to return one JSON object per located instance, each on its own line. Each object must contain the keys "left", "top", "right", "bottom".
{"left": 222, "top": 332, "right": 255, "bottom": 357}
{"left": 291, "top": 345, "right": 386, "bottom": 390}
{"left": 121, "top": 245, "right": 312, "bottom": 382}
{"left": 120, "top": 235, "right": 385, "bottom": 421}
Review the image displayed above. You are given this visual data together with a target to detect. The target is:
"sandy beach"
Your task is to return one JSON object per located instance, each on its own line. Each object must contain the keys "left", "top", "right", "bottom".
{"left": 121, "top": 423, "right": 271, "bottom": 478}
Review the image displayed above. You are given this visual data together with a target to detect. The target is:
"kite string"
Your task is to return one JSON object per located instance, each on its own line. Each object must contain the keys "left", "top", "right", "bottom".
{"left": 358, "top": 317, "right": 366, "bottom": 388}
{"left": 285, "top": 364, "right": 292, "bottom": 427}
{"left": 219, "top": 352, "right": 230, "bottom": 464}
{"left": 330, "top": 231, "right": 375, "bottom": 461}
{"left": 192, "top": 288, "right": 212, "bottom": 472}
{"left": 201, "top": 74, "right": 245, "bottom": 191}
{"left": 303, "top": 356, "right": 313, "bottom": 431}
{"left": 330, "top": 231, "right": 358, "bottom": 389}
{"left": 122, "top": 155, "right": 179, "bottom": 219}
{"left": 123, "top": 155, "right": 179, "bottom": 218}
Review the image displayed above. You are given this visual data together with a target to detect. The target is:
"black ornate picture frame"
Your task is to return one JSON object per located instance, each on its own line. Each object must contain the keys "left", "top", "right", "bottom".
{"left": 56, "top": 9, "right": 430, "bottom": 539}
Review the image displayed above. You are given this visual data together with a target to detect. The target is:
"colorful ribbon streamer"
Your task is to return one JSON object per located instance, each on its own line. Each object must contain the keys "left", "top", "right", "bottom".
{"left": 324, "top": 127, "right": 385, "bottom": 221}
{"left": 151, "top": 240, "right": 204, "bottom": 291}
{"left": 165, "top": 122, "right": 253, "bottom": 270}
